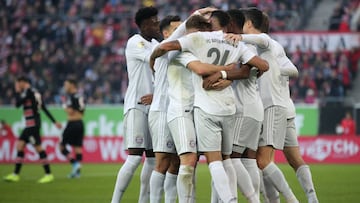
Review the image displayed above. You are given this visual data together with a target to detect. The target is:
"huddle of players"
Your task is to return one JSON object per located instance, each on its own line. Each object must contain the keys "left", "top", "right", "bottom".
{"left": 3, "top": 76, "right": 86, "bottom": 183}
{"left": 110, "top": 6, "right": 320, "bottom": 203}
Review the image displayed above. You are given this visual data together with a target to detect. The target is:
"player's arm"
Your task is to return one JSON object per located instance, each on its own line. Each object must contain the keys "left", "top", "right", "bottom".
{"left": 245, "top": 55, "right": 269, "bottom": 76}
{"left": 150, "top": 40, "right": 181, "bottom": 70}
{"left": 278, "top": 55, "right": 298, "bottom": 78}
{"left": 14, "top": 82, "right": 27, "bottom": 108}
{"left": 41, "top": 102, "right": 62, "bottom": 129}
{"left": 187, "top": 61, "right": 235, "bottom": 76}
{"left": 225, "top": 33, "right": 269, "bottom": 49}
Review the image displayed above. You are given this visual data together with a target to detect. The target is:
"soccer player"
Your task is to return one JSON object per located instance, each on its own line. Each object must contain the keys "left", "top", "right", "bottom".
{"left": 225, "top": 8, "right": 299, "bottom": 203}
{"left": 151, "top": 15, "right": 268, "bottom": 203}
{"left": 59, "top": 78, "right": 85, "bottom": 178}
{"left": 148, "top": 15, "right": 182, "bottom": 203}
{"left": 3, "top": 76, "right": 61, "bottom": 183}
{"left": 259, "top": 52, "right": 319, "bottom": 203}
{"left": 111, "top": 6, "right": 162, "bottom": 203}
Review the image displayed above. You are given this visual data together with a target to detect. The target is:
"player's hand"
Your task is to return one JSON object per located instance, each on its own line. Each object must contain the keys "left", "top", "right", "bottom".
{"left": 196, "top": 7, "right": 218, "bottom": 18}
{"left": 209, "top": 79, "right": 232, "bottom": 91}
{"left": 139, "top": 94, "right": 153, "bottom": 105}
{"left": 203, "top": 72, "right": 222, "bottom": 90}
{"left": 55, "top": 122, "right": 62, "bottom": 129}
{"left": 224, "top": 63, "right": 236, "bottom": 71}
{"left": 225, "top": 33, "right": 242, "bottom": 45}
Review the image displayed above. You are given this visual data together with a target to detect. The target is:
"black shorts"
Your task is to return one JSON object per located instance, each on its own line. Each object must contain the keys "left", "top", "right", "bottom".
{"left": 61, "top": 120, "right": 84, "bottom": 147}
{"left": 20, "top": 127, "right": 41, "bottom": 145}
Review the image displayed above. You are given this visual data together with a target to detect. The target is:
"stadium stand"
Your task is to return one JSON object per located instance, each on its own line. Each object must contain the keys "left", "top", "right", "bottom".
{"left": 0, "top": 0, "right": 358, "bottom": 105}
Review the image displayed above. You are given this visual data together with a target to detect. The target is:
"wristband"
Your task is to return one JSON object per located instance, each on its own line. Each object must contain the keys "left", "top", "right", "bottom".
{"left": 220, "top": 70, "right": 227, "bottom": 79}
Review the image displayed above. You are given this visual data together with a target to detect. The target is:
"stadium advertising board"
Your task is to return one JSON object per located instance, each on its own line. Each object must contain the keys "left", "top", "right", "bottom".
{"left": 271, "top": 32, "right": 360, "bottom": 52}
{"left": 1, "top": 136, "right": 359, "bottom": 163}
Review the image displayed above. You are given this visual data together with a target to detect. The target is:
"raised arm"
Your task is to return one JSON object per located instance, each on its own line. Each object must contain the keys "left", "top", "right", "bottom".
{"left": 150, "top": 40, "right": 181, "bottom": 70}
{"left": 225, "top": 33, "right": 269, "bottom": 49}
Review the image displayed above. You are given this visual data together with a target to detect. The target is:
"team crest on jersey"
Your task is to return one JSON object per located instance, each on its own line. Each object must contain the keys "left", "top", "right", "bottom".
{"left": 137, "top": 41, "right": 145, "bottom": 48}
{"left": 166, "top": 141, "right": 174, "bottom": 149}
{"left": 189, "top": 140, "right": 196, "bottom": 148}
{"left": 135, "top": 136, "right": 144, "bottom": 144}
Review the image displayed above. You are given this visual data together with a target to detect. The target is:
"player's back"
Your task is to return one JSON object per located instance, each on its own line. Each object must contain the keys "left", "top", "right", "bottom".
{"left": 178, "top": 31, "right": 255, "bottom": 116}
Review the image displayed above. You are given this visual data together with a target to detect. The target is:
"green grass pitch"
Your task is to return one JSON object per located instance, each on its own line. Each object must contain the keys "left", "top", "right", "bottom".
{"left": 1, "top": 163, "right": 360, "bottom": 202}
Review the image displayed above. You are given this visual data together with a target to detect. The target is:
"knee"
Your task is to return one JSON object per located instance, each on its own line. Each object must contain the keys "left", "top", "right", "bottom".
{"left": 256, "top": 157, "right": 269, "bottom": 170}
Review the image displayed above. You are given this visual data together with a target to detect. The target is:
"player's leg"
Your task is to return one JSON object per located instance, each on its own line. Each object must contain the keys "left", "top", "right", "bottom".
{"left": 111, "top": 109, "right": 147, "bottom": 203}
{"left": 258, "top": 107, "right": 298, "bottom": 203}
{"left": 149, "top": 111, "right": 176, "bottom": 203}
{"left": 195, "top": 108, "right": 236, "bottom": 203}
{"left": 3, "top": 134, "right": 26, "bottom": 182}
{"left": 231, "top": 115, "right": 261, "bottom": 202}
{"left": 169, "top": 115, "right": 197, "bottom": 203}
{"left": 164, "top": 154, "right": 179, "bottom": 203}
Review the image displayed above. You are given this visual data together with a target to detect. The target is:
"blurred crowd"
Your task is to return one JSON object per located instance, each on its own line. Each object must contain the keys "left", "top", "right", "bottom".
{"left": 289, "top": 46, "right": 360, "bottom": 104}
{"left": 328, "top": 0, "right": 360, "bottom": 32}
{"left": 0, "top": 0, "right": 358, "bottom": 105}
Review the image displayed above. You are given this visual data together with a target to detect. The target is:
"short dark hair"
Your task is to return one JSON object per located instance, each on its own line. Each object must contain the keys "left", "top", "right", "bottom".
{"left": 242, "top": 7, "right": 264, "bottom": 31}
{"left": 210, "top": 10, "right": 230, "bottom": 28}
{"left": 185, "top": 15, "right": 212, "bottom": 31}
{"left": 159, "top": 15, "right": 181, "bottom": 32}
{"left": 227, "top": 9, "right": 245, "bottom": 30}
{"left": 260, "top": 12, "right": 270, "bottom": 33}
{"left": 17, "top": 75, "right": 30, "bottom": 83}
{"left": 65, "top": 77, "right": 77, "bottom": 87}
{"left": 135, "top": 6, "right": 158, "bottom": 28}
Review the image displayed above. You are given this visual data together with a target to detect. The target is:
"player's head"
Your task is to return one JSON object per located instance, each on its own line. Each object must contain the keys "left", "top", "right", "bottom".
{"left": 16, "top": 75, "right": 31, "bottom": 90}
{"left": 227, "top": 9, "right": 245, "bottom": 34}
{"left": 159, "top": 15, "right": 181, "bottom": 39}
{"left": 260, "top": 12, "right": 270, "bottom": 33}
{"left": 135, "top": 6, "right": 161, "bottom": 40}
{"left": 209, "top": 10, "right": 230, "bottom": 32}
{"left": 185, "top": 15, "right": 212, "bottom": 33}
{"left": 64, "top": 77, "right": 77, "bottom": 93}
{"left": 242, "top": 7, "right": 266, "bottom": 34}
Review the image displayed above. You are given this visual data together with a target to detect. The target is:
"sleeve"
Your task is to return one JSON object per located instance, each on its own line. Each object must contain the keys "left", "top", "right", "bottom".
{"left": 167, "top": 21, "right": 187, "bottom": 41}
{"left": 241, "top": 33, "right": 270, "bottom": 49}
{"left": 177, "top": 52, "right": 199, "bottom": 68}
{"left": 41, "top": 102, "right": 57, "bottom": 123}
{"left": 126, "top": 37, "right": 154, "bottom": 63}
{"left": 178, "top": 33, "right": 197, "bottom": 52}
{"left": 238, "top": 42, "right": 257, "bottom": 64}
{"left": 76, "top": 95, "right": 86, "bottom": 113}
{"left": 277, "top": 50, "right": 298, "bottom": 77}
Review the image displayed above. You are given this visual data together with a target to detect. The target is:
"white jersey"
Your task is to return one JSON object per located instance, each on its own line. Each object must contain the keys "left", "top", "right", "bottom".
{"left": 150, "top": 22, "right": 187, "bottom": 112}
{"left": 178, "top": 31, "right": 256, "bottom": 116}
{"left": 284, "top": 76, "right": 296, "bottom": 119}
{"left": 242, "top": 33, "right": 288, "bottom": 109}
{"left": 232, "top": 44, "right": 264, "bottom": 121}
{"left": 124, "top": 34, "right": 159, "bottom": 115}
{"left": 167, "top": 52, "right": 198, "bottom": 122}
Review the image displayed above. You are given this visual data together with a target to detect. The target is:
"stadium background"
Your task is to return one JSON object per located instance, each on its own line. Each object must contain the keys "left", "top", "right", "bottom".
{"left": 0, "top": 0, "right": 360, "bottom": 202}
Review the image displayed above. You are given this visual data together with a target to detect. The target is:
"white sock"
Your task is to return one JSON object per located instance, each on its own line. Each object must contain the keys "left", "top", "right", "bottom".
{"left": 296, "top": 165, "right": 319, "bottom": 203}
{"left": 241, "top": 158, "right": 260, "bottom": 196}
{"left": 223, "top": 159, "right": 237, "bottom": 199}
{"left": 164, "top": 172, "right": 178, "bottom": 203}
{"left": 190, "top": 167, "right": 197, "bottom": 203}
{"left": 209, "top": 161, "right": 237, "bottom": 203}
{"left": 259, "top": 170, "right": 272, "bottom": 203}
{"left": 111, "top": 155, "right": 142, "bottom": 203}
{"left": 211, "top": 180, "right": 220, "bottom": 203}
{"left": 139, "top": 157, "right": 155, "bottom": 203}
{"left": 262, "top": 173, "right": 280, "bottom": 203}
{"left": 150, "top": 170, "right": 165, "bottom": 203}
{"left": 177, "top": 165, "right": 195, "bottom": 203}
{"left": 231, "top": 158, "right": 258, "bottom": 202}
{"left": 262, "top": 162, "right": 298, "bottom": 203}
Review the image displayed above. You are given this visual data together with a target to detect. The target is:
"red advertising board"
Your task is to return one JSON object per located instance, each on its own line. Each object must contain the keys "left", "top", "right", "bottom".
{"left": 1, "top": 136, "right": 360, "bottom": 164}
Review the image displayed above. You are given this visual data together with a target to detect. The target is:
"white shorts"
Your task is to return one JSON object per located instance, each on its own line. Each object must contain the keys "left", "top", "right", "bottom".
{"left": 123, "top": 109, "right": 152, "bottom": 150}
{"left": 259, "top": 106, "right": 287, "bottom": 150}
{"left": 194, "top": 107, "right": 234, "bottom": 155}
{"left": 232, "top": 114, "right": 262, "bottom": 154}
{"left": 149, "top": 111, "right": 176, "bottom": 153}
{"left": 284, "top": 118, "right": 299, "bottom": 147}
{"left": 168, "top": 112, "right": 197, "bottom": 155}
